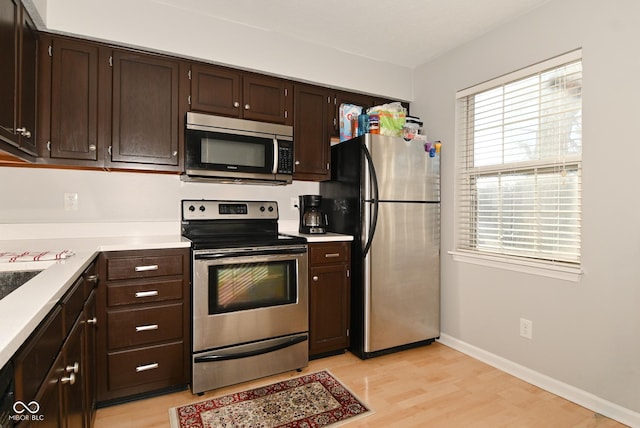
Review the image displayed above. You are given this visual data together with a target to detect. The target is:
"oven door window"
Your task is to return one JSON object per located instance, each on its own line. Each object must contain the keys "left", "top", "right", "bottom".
{"left": 208, "top": 260, "right": 297, "bottom": 314}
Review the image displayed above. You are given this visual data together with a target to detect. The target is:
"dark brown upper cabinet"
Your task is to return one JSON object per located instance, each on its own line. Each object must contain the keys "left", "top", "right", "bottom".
{"left": 293, "top": 84, "right": 332, "bottom": 181}
{"left": 107, "top": 50, "right": 182, "bottom": 169}
{"left": 189, "top": 63, "right": 292, "bottom": 126}
{"left": 37, "top": 37, "right": 183, "bottom": 171}
{"left": 38, "top": 35, "right": 102, "bottom": 165}
{"left": 0, "top": 0, "right": 37, "bottom": 158}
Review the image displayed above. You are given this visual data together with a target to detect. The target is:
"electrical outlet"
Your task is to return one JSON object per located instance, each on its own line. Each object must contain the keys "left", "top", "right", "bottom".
{"left": 520, "top": 318, "right": 533, "bottom": 339}
{"left": 64, "top": 193, "right": 79, "bottom": 211}
{"left": 290, "top": 197, "right": 299, "bottom": 210}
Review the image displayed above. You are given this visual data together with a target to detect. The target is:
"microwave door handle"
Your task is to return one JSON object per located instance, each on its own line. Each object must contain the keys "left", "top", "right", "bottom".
{"left": 272, "top": 138, "right": 278, "bottom": 174}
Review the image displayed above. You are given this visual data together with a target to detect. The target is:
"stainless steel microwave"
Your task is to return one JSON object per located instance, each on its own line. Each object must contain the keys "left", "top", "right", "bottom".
{"left": 183, "top": 112, "right": 294, "bottom": 184}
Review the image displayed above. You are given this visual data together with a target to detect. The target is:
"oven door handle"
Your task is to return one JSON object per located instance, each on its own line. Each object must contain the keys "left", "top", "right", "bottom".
{"left": 194, "top": 335, "right": 308, "bottom": 363}
{"left": 194, "top": 247, "right": 307, "bottom": 260}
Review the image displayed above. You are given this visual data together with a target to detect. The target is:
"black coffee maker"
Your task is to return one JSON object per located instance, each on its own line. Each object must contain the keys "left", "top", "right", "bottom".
{"left": 298, "top": 195, "right": 328, "bottom": 234}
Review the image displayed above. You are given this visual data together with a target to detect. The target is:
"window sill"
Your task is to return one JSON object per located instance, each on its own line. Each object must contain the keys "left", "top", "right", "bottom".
{"left": 448, "top": 250, "right": 582, "bottom": 282}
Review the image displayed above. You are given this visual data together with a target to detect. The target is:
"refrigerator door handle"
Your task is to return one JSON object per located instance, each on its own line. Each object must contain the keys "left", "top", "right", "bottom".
{"left": 362, "top": 142, "right": 379, "bottom": 257}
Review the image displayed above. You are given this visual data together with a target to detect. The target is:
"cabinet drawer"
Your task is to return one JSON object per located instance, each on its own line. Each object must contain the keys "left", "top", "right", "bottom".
{"left": 107, "top": 341, "right": 184, "bottom": 391}
{"left": 82, "top": 262, "right": 99, "bottom": 299}
{"left": 106, "top": 254, "right": 183, "bottom": 280}
{"left": 309, "top": 242, "right": 350, "bottom": 265}
{"left": 62, "top": 277, "right": 85, "bottom": 336}
{"left": 107, "top": 278, "right": 183, "bottom": 307}
{"left": 107, "top": 303, "right": 183, "bottom": 349}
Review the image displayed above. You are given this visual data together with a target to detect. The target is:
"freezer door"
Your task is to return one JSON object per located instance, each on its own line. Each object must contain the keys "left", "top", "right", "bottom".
{"left": 366, "top": 134, "right": 440, "bottom": 202}
{"left": 364, "top": 201, "right": 440, "bottom": 353}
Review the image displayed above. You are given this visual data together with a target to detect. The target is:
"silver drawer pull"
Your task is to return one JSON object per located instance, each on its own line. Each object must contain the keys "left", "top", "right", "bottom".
{"left": 60, "top": 373, "right": 76, "bottom": 385}
{"left": 135, "top": 264, "right": 159, "bottom": 272}
{"left": 136, "top": 363, "right": 159, "bottom": 372}
{"left": 66, "top": 362, "right": 79, "bottom": 374}
{"left": 135, "top": 324, "right": 159, "bottom": 332}
{"left": 324, "top": 253, "right": 340, "bottom": 258}
{"left": 135, "top": 290, "right": 159, "bottom": 298}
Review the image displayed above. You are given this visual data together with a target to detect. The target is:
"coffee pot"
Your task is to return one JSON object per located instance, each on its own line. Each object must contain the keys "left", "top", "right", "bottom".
{"left": 298, "top": 195, "right": 328, "bottom": 234}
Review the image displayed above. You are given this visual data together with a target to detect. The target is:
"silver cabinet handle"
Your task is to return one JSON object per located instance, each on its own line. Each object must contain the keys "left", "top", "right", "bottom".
{"left": 66, "top": 362, "right": 79, "bottom": 373}
{"left": 135, "top": 324, "right": 159, "bottom": 332}
{"left": 135, "top": 265, "right": 158, "bottom": 272}
{"left": 295, "top": 160, "right": 301, "bottom": 165}
{"left": 135, "top": 290, "right": 159, "bottom": 298}
{"left": 233, "top": 101, "right": 240, "bottom": 108}
{"left": 324, "top": 253, "right": 340, "bottom": 258}
{"left": 244, "top": 103, "right": 250, "bottom": 110}
{"left": 136, "top": 363, "right": 159, "bottom": 372}
{"left": 16, "top": 127, "right": 31, "bottom": 138}
{"left": 312, "top": 275, "right": 319, "bottom": 282}
{"left": 87, "top": 317, "right": 97, "bottom": 325}
{"left": 61, "top": 373, "right": 76, "bottom": 385}
{"left": 85, "top": 274, "right": 98, "bottom": 283}
{"left": 88, "top": 144, "right": 96, "bottom": 151}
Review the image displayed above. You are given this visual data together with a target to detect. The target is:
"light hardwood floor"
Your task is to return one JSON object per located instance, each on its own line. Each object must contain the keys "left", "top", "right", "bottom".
{"left": 94, "top": 342, "right": 626, "bottom": 427}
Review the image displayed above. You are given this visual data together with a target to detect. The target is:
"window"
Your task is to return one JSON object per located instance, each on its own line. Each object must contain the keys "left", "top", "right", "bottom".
{"left": 456, "top": 51, "right": 582, "bottom": 269}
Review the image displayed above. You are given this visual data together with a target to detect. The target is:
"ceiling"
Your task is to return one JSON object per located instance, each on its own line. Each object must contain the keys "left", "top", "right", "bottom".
{"left": 152, "top": 0, "right": 553, "bottom": 68}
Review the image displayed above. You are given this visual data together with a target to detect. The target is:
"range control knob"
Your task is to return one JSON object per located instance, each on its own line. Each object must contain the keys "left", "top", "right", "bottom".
{"left": 268, "top": 206, "right": 274, "bottom": 212}
{"left": 260, "top": 206, "right": 266, "bottom": 212}
{"left": 188, "top": 205, "right": 195, "bottom": 212}
{"left": 199, "top": 205, "right": 206, "bottom": 212}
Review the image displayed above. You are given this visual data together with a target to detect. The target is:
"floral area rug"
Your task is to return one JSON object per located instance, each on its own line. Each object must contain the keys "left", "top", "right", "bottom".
{"left": 169, "top": 370, "right": 372, "bottom": 427}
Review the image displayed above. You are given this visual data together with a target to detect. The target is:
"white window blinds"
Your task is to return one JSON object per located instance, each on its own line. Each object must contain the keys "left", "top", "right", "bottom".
{"left": 456, "top": 51, "right": 582, "bottom": 265}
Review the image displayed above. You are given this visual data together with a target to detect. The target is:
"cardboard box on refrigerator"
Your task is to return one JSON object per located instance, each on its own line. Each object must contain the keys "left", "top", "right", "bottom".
{"left": 339, "top": 104, "right": 362, "bottom": 142}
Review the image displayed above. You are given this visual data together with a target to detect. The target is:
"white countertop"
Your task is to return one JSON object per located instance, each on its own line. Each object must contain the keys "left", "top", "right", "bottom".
{"left": 280, "top": 229, "right": 353, "bottom": 243}
{"left": 0, "top": 234, "right": 189, "bottom": 367}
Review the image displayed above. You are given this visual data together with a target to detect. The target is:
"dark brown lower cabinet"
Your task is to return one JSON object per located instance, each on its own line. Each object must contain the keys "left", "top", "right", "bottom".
{"left": 13, "top": 259, "right": 98, "bottom": 428}
{"left": 308, "top": 242, "right": 351, "bottom": 358}
{"left": 96, "top": 248, "right": 190, "bottom": 404}
{"left": 62, "top": 317, "right": 85, "bottom": 428}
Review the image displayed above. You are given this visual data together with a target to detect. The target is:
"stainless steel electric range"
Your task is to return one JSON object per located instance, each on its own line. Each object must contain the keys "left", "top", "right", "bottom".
{"left": 181, "top": 199, "right": 309, "bottom": 394}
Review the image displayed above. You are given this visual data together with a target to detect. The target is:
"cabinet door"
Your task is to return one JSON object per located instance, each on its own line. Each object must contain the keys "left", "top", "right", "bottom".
{"left": 293, "top": 84, "right": 331, "bottom": 181}
{"left": 83, "top": 291, "right": 97, "bottom": 428}
{"left": 242, "top": 74, "right": 292, "bottom": 125}
{"left": 43, "top": 37, "right": 100, "bottom": 162}
{"left": 61, "top": 318, "right": 85, "bottom": 428}
{"left": 110, "top": 50, "right": 180, "bottom": 168}
{"left": 0, "top": 0, "right": 36, "bottom": 155}
{"left": 0, "top": 0, "right": 18, "bottom": 144}
{"left": 27, "top": 353, "right": 63, "bottom": 428}
{"left": 309, "top": 264, "right": 350, "bottom": 356}
{"left": 190, "top": 63, "right": 241, "bottom": 117}
{"left": 17, "top": 5, "right": 37, "bottom": 153}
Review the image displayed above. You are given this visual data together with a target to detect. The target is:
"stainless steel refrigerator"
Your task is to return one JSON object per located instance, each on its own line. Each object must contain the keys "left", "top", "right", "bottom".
{"left": 320, "top": 133, "right": 440, "bottom": 359}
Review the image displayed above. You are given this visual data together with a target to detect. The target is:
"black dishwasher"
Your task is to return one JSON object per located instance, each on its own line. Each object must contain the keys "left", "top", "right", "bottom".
{"left": 0, "top": 361, "right": 14, "bottom": 428}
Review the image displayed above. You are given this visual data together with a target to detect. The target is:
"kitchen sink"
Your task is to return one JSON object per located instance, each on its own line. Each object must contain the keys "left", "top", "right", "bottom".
{"left": 0, "top": 270, "right": 42, "bottom": 300}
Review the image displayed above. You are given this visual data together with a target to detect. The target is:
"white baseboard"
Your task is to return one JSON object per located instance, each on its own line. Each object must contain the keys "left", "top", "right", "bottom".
{"left": 437, "top": 334, "right": 639, "bottom": 427}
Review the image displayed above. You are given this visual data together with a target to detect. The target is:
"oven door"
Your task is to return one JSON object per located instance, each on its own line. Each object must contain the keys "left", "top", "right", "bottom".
{"left": 192, "top": 245, "right": 308, "bottom": 352}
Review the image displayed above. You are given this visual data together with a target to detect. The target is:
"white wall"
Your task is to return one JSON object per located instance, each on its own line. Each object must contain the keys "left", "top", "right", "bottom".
{"left": 412, "top": 0, "right": 640, "bottom": 422}
{"left": 0, "top": 166, "right": 317, "bottom": 227}
{"left": 29, "top": 0, "right": 413, "bottom": 101}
